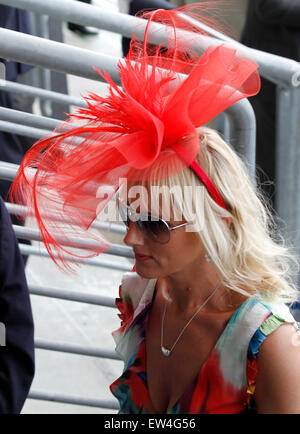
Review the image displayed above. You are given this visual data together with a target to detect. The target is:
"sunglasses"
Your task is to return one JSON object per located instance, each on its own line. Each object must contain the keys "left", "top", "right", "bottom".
{"left": 117, "top": 199, "right": 193, "bottom": 244}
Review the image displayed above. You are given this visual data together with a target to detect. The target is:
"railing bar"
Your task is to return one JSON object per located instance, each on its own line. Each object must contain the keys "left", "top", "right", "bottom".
{"left": 0, "top": 106, "right": 61, "bottom": 130}
{"left": 0, "top": 0, "right": 299, "bottom": 86}
{"left": 29, "top": 284, "right": 117, "bottom": 308}
{"left": 28, "top": 390, "right": 119, "bottom": 410}
{"left": 0, "top": 80, "right": 86, "bottom": 108}
{"left": 19, "top": 243, "right": 133, "bottom": 271}
{"left": 35, "top": 338, "right": 121, "bottom": 360}
{"left": 13, "top": 225, "right": 134, "bottom": 258}
{"left": 5, "top": 202, "right": 126, "bottom": 235}
{"left": 0, "top": 120, "right": 50, "bottom": 139}
{"left": 0, "top": 119, "right": 84, "bottom": 145}
{"left": 0, "top": 27, "right": 122, "bottom": 84}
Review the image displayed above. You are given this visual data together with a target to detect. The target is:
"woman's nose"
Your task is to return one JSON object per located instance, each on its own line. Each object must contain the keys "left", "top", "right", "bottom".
{"left": 123, "top": 221, "right": 145, "bottom": 246}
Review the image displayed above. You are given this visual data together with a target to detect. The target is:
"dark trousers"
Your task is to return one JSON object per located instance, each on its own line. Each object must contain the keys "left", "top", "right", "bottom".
{"left": 0, "top": 90, "right": 32, "bottom": 266}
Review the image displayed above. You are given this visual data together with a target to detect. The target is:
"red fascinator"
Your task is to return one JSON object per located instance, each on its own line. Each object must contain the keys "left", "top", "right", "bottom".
{"left": 10, "top": 4, "right": 261, "bottom": 269}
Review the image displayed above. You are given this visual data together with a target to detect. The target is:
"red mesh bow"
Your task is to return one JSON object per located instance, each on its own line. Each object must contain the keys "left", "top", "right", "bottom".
{"left": 10, "top": 4, "right": 260, "bottom": 269}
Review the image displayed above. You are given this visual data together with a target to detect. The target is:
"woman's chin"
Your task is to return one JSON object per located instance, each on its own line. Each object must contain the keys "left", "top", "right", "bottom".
{"left": 134, "top": 262, "right": 159, "bottom": 279}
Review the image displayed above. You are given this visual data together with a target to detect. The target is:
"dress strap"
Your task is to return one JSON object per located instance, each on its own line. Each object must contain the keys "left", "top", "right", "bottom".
{"left": 215, "top": 297, "right": 270, "bottom": 390}
{"left": 248, "top": 300, "right": 300, "bottom": 358}
{"left": 112, "top": 273, "right": 156, "bottom": 370}
{"left": 246, "top": 300, "right": 300, "bottom": 401}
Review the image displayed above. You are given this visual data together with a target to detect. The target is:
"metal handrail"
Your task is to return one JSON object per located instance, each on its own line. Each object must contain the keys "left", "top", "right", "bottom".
{"left": 1, "top": 0, "right": 299, "bottom": 87}
{"left": 1, "top": 0, "right": 299, "bottom": 413}
{"left": 0, "top": 26, "right": 257, "bottom": 178}
{"left": 29, "top": 283, "right": 116, "bottom": 308}
{"left": 0, "top": 27, "right": 120, "bottom": 82}
{"left": 35, "top": 338, "right": 121, "bottom": 360}
{"left": 0, "top": 101, "right": 257, "bottom": 179}
{"left": 0, "top": 106, "right": 61, "bottom": 130}
{"left": 13, "top": 225, "right": 133, "bottom": 258}
{"left": 0, "top": 120, "right": 49, "bottom": 139}
{"left": 0, "top": 79, "right": 85, "bottom": 108}
{"left": 19, "top": 243, "right": 132, "bottom": 271}
{"left": 28, "top": 390, "right": 119, "bottom": 410}
{"left": 5, "top": 201, "right": 127, "bottom": 236}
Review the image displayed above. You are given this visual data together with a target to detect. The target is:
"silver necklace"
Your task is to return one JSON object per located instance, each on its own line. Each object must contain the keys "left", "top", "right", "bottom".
{"left": 161, "top": 280, "right": 222, "bottom": 357}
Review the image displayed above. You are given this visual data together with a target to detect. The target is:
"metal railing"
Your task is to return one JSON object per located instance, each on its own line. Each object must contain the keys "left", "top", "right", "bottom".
{"left": 177, "top": 9, "right": 300, "bottom": 276}
{"left": 0, "top": 79, "right": 85, "bottom": 109}
{"left": 1, "top": 165, "right": 128, "bottom": 411}
{"left": 0, "top": 0, "right": 300, "bottom": 411}
{"left": 0, "top": 0, "right": 258, "bottom": 181}
{"left": 0, "top": 157, "right": 133, "bottom": 410}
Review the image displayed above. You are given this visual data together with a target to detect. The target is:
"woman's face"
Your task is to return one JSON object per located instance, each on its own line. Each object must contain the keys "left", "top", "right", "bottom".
{"left": 122, "top": 183, "right": 205, "bottom": 279}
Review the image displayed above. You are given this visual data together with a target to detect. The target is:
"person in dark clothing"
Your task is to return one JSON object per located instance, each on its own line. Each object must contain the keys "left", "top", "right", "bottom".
{"left": 241, "top": 0, "right": 300, "bottom": 210}
{"left": 68, "top": 0, "right": 99, "bottom": 35}
{"left": 122, "top": 0, "right": 175, "bottom": 57}
{"left": 0, "top": 5, "right": 34, "bottom": 179}
{"left": 0, "top": 5, "right": 34, "bottom": 265}
{"left": 0, "top": 196, "right": 35, "bottom": 413}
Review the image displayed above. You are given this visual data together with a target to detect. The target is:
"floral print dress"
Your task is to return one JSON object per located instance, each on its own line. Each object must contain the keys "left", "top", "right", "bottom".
{"left": 110, "top": 272, "right": 300, "bottom": 414}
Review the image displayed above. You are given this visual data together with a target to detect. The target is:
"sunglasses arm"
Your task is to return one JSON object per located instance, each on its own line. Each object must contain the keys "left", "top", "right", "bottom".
{"left": 168, "top": 221, "right": 193, "bottom": 231}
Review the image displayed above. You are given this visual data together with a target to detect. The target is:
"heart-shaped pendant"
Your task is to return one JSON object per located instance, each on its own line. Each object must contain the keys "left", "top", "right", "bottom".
{"left": 161, "top": 346, "right": 171, "bottom": 357}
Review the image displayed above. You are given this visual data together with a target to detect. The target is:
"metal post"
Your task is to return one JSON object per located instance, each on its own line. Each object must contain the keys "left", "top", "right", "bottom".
{"left": 276, "top": 86, "right": 300, "bottom": 282}
{"left": 215, "top": 113, "right": 231, "bottom": 144}
{"left": 225, "top": 99, "right": 257, "bottom": 182}
{"left": 33, "top": 12, "right": 53, "bottom": 117}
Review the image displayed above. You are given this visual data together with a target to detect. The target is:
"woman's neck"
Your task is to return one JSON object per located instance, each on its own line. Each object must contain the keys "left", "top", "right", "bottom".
{"left": 158, "top": 261, "right": 231, "bottom": 316}
{"left": 159, "top": 263, "right": 222, "bottom": 314}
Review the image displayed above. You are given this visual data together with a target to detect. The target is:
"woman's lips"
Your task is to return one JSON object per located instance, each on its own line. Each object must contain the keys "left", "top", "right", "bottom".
{"left": 134, "top": 253, "right": 153, "bottom": 261}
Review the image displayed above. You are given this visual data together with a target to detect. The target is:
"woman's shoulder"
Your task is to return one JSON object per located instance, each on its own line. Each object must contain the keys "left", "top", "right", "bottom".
{"left": 213, "top": 294, "right": 300, "bottom": 398}
{"left": 246, "top": 295, "right": 300, "bottom": 358}
{"left": 233, "top": 292, "right": 298, "bottom": 327}
{"left": 250, "top": 299, "right": 300, "bottom": 413}
{"left": 216, "top": 294, "right": 299, "bottom": 361}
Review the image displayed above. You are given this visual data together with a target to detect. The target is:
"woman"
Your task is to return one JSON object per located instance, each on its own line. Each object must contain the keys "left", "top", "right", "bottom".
{"left": 110, "top": 127, "right": 300, "bottom": 414}
{"left": 10, "top": 4, "right": 300, "bottom": 413}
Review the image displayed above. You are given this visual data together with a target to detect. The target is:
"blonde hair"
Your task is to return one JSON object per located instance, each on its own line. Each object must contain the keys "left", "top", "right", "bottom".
{"left": 127, "top": 127, "right": 299, "bottom": 306}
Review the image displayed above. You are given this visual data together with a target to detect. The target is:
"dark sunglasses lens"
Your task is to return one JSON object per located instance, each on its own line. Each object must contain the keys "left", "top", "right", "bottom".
{"left": 119, "top": 202, "right": 170, "bottom": 243}
{"left": 138, "top": 218, "right": 170, "bottom": 244}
